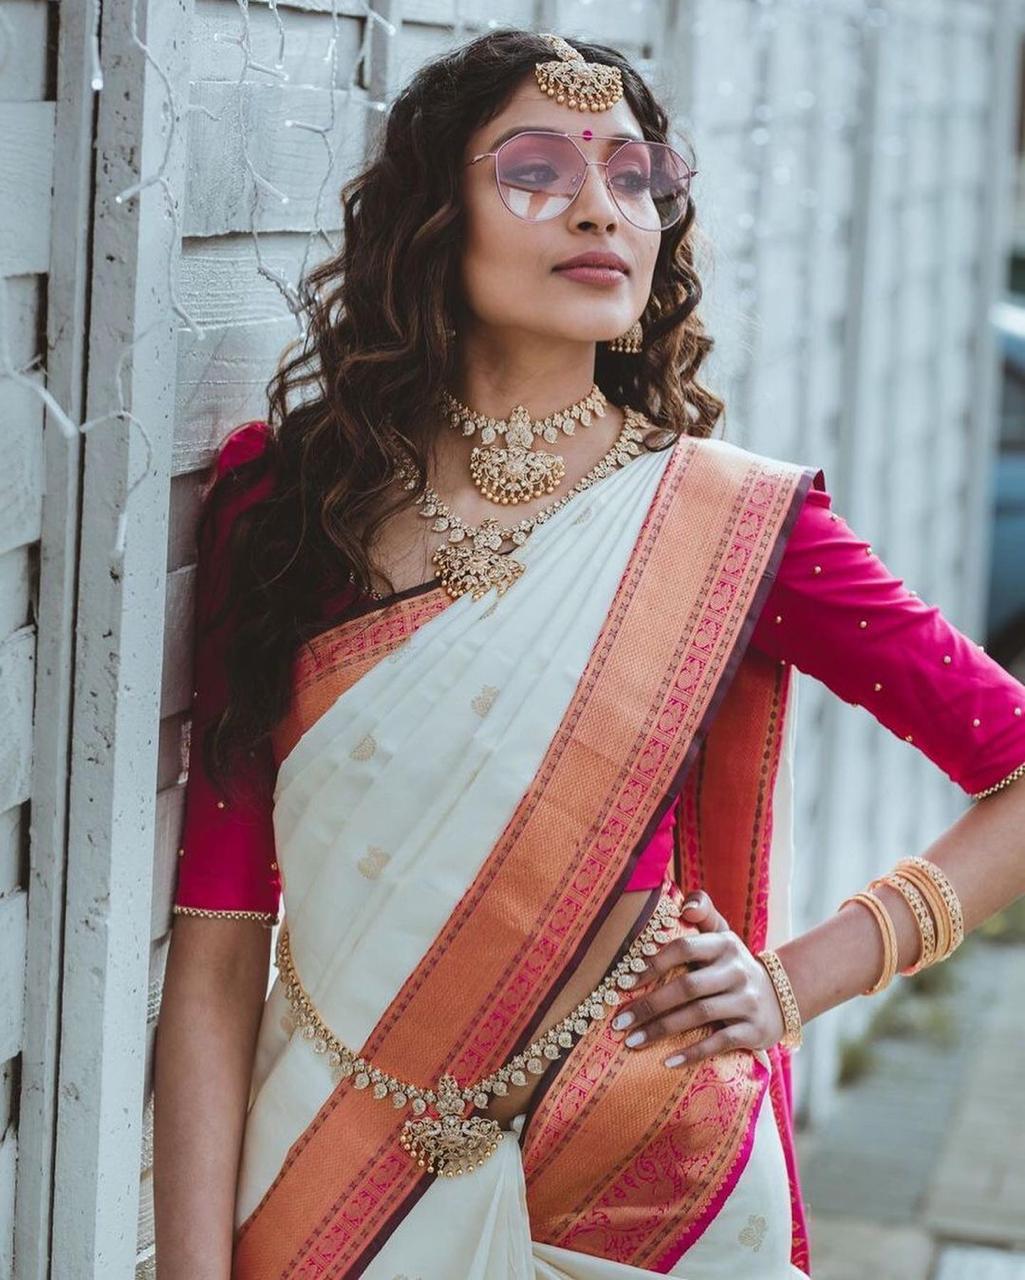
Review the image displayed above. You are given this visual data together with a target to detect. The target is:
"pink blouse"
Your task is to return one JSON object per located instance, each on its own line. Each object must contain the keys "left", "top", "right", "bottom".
{"left": 172, "top": 423, "right": 1025, "bottom": 923}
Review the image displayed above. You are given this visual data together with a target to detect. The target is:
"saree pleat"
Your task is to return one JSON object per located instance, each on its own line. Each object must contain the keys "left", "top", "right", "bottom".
{"left": 231, "top": 436, "right": 815, "bottom": 1279}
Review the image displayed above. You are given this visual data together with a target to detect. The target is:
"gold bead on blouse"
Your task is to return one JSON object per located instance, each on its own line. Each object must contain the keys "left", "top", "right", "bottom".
{"left": 216, "top": 799, "right": 226, "bottom": 809}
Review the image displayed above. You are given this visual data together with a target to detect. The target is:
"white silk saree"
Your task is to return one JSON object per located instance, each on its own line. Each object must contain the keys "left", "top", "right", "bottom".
{"left": 230, "top": 434, "right": 815, "bottom": 1278}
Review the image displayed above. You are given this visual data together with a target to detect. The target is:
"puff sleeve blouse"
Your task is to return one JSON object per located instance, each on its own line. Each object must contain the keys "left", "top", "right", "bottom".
{"left": 171, "top": 423, "right": 1025, "bottom": 922}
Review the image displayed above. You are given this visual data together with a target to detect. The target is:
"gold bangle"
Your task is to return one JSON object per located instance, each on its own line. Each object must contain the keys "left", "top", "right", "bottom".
{"left": 893, "top": 857, "right": 964, "bottom": 959}
{"left": 838, "top": 890, "right": 898, "bottom": 994}
{"left": 891, "top": 864, "right": 952, "bottom": 960}
{"left": 755, "top": 948, "right": 803, "bottom": 1050}
{"left": 870, "top": 874, "right": 936, "bottom": 976}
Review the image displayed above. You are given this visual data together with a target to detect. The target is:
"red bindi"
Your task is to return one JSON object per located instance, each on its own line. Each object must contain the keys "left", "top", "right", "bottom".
{"left": 582, "top": 128, "right": 593, "bottom": 139}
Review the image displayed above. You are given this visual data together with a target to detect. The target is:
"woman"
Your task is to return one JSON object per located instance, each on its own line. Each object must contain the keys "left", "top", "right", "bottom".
{"left": 153, "top": 28, "right": 1025, "bottom": 1280}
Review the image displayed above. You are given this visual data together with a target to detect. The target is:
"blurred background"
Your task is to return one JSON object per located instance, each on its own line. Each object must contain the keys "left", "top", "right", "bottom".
{"left": 1, "top": 1, "right": 1024, "bottom": 1276}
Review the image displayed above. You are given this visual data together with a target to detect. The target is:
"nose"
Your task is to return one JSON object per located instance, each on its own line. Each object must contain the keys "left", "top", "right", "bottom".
{"left": 569, "top": 161, "right": 620, "bottom": 231}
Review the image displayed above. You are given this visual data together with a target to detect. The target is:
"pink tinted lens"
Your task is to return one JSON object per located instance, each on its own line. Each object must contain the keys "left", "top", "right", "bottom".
{"left": 494, "top": 132, "right": 585, "bottom": 221}
{"left": 607, "top": 141, "right": 691, "bottom": 230}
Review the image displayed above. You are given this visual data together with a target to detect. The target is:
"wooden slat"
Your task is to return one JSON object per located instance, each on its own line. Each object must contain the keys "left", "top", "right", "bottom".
{"left": 0, "top": 892, "right": 27, "bottom": 1065}
{"left": 151, "top": 783, "right": 187, "bottom": 944}
{"left": 0, "top": 628, "right": 34, "bottom": 816}
{"left": 51, "top": 0, "right": 192, "bottom": 1271}
{"left": 183, "top": 80, "right": 370, "bottom": 236}
{"left": 192, "top": 0, "right": 367, "bottom": 89}
{"left": 0, "top": 378, "right": 45, "bottom": 558}
{"left": 161, "top": 565, "right": 195, "bottom": 719}
{"left": 173, "top": 231, "right": 313, "bottom": 470}
{"left": 14, "top": 0, "right": 99, "bottom": 1271}
{"left": 0, "top": 1125, "right": 16, "bottom": 1278}
{"left": 0, "top": 1, "right": 50, "bottom": 102}
{"left": 0, "top": 549, "right": 32, "bottom": 640}
{"left": 0, "top": 806, "right": 21, "bottom": 900}
{"left": 0, "top": 103, "right": 55, "bottom": 277}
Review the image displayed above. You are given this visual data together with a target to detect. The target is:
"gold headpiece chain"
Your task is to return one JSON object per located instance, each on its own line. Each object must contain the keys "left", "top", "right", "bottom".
{"left": 534, "top": 33, "right": 624, "bottom": 113}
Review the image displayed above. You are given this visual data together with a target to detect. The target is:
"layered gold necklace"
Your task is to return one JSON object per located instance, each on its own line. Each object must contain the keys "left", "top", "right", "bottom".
{"left": 392, "top": 404, "right": 647, "bottom": 602}
{"left": 439, "top": 383, "right": 608, "bottom": 504}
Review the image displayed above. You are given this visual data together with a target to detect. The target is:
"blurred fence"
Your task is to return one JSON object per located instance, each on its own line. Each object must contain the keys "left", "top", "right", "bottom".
{"left": 1, "top": 0, "right": 1021, "bottom": 1274}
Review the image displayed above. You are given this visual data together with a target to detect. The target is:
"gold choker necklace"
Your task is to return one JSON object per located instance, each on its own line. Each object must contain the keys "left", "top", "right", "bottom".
{"left": 439, "top": 384, "right": 608, "bottom": 504}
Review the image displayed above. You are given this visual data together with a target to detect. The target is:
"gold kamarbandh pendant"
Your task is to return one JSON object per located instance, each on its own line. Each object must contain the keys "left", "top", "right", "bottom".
{"left": 431, "top": 517, "right": 525, "bottom": 600}
{"left": 398, "top": 1073, "right": 503, "bottom": 1177}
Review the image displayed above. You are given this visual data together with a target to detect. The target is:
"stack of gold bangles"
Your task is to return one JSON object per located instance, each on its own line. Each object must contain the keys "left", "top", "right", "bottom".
{"left": 755, "top": 855, "right": 965, "bottom": 1052}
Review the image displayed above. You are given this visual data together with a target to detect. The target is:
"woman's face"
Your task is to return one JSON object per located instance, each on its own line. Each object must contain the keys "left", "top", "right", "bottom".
{"left": 459, "top": 76, "right": 662, "bottom": 346}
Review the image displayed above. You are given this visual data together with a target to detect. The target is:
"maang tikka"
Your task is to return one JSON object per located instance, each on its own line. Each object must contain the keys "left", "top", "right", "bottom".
{"left": 533, "top": 33, "right": 624, "bottom": 113}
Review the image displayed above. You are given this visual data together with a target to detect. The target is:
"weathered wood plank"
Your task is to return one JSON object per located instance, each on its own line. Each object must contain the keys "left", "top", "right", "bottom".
{"left": 173, "top": 231, "right": 312, "bottom": 470}
{"left": 0, "top": 0, "right": 50, "bottom": 102}
{"left": 0, "top": 1125, "right": 16, "bottom": 1278}
{"left": 14, "top": 0, "right": 99, "bottom": 1272}
{"left": 0, "top": 549, "right": 32, "bottom": 640}
{"left": 0, "top": 806, "right": 21, "bottom": 900}
{"left": 0, "top": 628, "right": 34, "bottom": 816}
{"left": 0, "top": 891, "right": 27, "bottom": 1065}
{"left": 156, "top": 712, "right": 188, "bottom": 793}
{"left": 193, "top": 0, "right": 366, "bottom": 89}
{"left": 0, "top": 377, "right": 45, "bottom": 558}
{"left": 151, "top": 783, "right": 187, "bottom": 944}
{"left": 183, "top": 80, "right": 370, "bottom": 236}
{"left": 161, "top": 565, "right": 195, "bottom": 720}
{"left": 0, "top": 102, "right": 55, "bottom": 277}
{"left": 51, "top": 0, "right": 192, "bottom": 1271}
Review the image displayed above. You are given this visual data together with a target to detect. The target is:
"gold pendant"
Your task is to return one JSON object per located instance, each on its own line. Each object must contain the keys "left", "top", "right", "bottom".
{"left": 432, "top": 517, "right": 526, "bottom": 600}
{"left": 468, "top": 443, "right": 565, "bottom": 504}
{"left": 398, "top": 1073, "right": 503, "bottom": 1177}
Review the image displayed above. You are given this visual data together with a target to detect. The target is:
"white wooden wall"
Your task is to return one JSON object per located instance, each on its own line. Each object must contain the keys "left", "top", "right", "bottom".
{"left": 2, "top": 0, "right": 1021, "bottom": 1274}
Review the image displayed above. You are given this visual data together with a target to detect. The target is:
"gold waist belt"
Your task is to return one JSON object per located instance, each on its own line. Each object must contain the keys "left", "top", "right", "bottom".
{"left": 275, "top": 886, "right": 684, "bottom": 1177}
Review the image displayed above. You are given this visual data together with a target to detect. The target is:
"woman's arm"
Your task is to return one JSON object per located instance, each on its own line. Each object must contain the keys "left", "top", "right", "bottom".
{"left": 153, "top": 918, "right": 271, "bottom": 1279}
{"left": 779, "top": 773, "right": 1025, "bottom": 1022}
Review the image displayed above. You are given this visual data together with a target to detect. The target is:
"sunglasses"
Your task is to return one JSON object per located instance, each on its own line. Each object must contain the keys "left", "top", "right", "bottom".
{"left": 467, "top": 129, "right": 697, "bottom": 232}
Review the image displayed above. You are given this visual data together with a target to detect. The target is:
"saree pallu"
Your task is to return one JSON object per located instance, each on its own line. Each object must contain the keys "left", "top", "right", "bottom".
{"left": 231, "top": 434, "right": 816, "bottom": 1279}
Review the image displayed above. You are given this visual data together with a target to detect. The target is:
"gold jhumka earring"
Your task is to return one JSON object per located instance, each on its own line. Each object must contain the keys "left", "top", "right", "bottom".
{"left": 606, "top": 319, "right": 644, "bottom": 354}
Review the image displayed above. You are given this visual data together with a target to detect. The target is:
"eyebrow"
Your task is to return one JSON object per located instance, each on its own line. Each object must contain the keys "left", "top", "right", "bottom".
{"left": 486, "top": 124, "right": 644, "bottom": 150}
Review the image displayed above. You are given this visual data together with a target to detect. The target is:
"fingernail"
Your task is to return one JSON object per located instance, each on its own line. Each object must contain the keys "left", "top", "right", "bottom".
{"left": 611, "top": 1011, "right": 634, "bottom": 1030}
{"left": 664, "top": 1052, "right": 687, "bottom": 1068}
{"left": 625, "top": 1030, "right": 646, "bottom": 1047}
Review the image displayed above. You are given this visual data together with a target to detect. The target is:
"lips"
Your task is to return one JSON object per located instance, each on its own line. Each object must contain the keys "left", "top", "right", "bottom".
{"left": 553, "top": 251, "right": 629, "bottom": 274}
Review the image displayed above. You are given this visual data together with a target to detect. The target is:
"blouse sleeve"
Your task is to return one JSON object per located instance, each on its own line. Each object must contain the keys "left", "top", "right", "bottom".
{"left": 172, "top": 422, "right": 282, "bottom": 925}
{"left": 750, "top": 473, "right": 1025, "bottom": 799}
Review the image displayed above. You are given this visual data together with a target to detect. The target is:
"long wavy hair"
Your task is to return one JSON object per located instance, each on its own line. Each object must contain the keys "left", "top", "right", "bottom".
{"left": 199, "top": 26, "right": 725, "bottom": 795}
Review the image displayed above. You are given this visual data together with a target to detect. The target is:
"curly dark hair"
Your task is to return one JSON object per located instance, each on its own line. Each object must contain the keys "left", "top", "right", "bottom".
{"left": 199, "top": 26, "right": 724, "bottom": 794}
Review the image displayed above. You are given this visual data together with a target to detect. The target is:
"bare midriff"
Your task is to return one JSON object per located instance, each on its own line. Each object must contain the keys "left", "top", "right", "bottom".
{"left": 480, "top": 887, "right": 656, "bottom": 1131}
